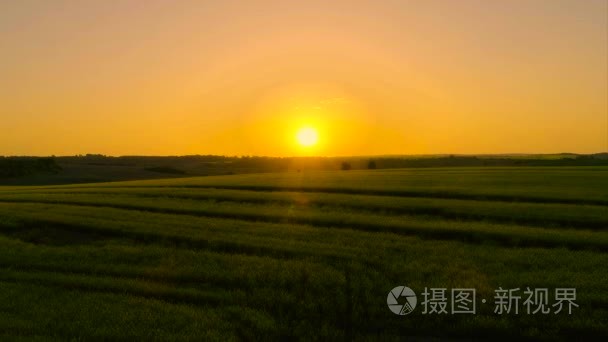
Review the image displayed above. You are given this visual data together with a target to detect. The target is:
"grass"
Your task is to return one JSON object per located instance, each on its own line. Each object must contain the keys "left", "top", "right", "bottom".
{"left": 0, "top": 167, "right": 607, "bottom": 340}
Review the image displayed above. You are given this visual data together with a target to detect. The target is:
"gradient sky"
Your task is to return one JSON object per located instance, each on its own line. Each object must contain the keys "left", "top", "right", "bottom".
{"left": 1, "top": 0, "right": 607, "bottom": 156}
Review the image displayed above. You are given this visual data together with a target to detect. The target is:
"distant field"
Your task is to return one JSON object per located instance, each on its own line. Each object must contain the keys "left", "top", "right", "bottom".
{"left": 0, "top": 167, "right": 607, "bottom": 340}
{"left": 2, "top": 154, "right": 607, "bottom": 186}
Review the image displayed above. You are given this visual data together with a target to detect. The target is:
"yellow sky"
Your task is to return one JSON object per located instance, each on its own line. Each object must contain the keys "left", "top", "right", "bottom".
{"left": 1, "top": 0, "right": 607, "bottom": 156}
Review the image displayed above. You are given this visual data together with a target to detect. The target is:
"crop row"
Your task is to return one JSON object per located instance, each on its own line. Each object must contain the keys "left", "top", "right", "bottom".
{"left": 0, "top": 194, "right": 606, "bottom": 251}
{"left": 1, "top": 187, "right": 605, "bottom": 229}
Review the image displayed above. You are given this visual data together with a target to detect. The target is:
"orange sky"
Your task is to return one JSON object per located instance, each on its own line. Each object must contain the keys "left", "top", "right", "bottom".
{"left": 1, "top": 0, "right": 607, "bottom": 156}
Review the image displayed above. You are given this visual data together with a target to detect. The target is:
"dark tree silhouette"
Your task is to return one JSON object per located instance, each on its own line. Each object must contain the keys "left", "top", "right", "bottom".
{"left": 367, "top": 160, "right": 377, "bottom": 169}
{"left": 341, "top": 162, "right": 351, "bottom": 170}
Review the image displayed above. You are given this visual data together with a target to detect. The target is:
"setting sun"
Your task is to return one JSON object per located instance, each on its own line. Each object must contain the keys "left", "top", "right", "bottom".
{"left": 296, "top": 127, "right": 319, "bottom": 147}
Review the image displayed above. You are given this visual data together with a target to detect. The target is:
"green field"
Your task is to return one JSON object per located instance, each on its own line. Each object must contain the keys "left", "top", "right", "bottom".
{"left": 0, "top": 167, "right": 607, "bottom": 340}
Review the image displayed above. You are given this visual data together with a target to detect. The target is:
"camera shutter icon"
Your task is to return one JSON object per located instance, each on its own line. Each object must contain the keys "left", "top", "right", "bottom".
{"left": 387, "top": 286, "right": 417, "bottom": 315}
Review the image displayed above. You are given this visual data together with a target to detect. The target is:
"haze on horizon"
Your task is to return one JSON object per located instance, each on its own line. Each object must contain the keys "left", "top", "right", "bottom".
{"left": 1, "top": 0, "right": 607, "bottom": 157}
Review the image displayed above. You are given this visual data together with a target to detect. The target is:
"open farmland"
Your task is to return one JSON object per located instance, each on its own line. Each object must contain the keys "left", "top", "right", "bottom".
{"left": 0, "top": 167, "right": 607, "bottom": 340}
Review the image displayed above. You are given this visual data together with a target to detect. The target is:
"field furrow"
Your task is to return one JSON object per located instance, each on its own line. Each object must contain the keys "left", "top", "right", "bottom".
{"left": 1, "top": 198, "right": 606, "bottom": 251}
{"left": 1, "top": 188, "right": 606, "bottom": 229}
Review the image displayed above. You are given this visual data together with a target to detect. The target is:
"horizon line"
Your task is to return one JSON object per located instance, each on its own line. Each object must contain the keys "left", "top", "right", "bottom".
{"left": 2, "top": 152, "right": 607, "bottom": 159}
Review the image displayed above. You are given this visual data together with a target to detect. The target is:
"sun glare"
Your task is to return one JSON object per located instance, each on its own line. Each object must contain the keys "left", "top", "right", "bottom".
{"left": 296, "top": 127, "right": 319, "bottom": 147}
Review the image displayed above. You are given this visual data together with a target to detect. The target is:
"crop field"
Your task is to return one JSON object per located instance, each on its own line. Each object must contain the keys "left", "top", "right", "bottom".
{"left": 0, "top": 167, "right": 607, "bottom": 340}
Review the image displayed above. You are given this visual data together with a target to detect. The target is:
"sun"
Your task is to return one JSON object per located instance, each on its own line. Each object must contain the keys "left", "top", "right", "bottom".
{"left": 296, "top": 127, "right": 319, "bottom": 147}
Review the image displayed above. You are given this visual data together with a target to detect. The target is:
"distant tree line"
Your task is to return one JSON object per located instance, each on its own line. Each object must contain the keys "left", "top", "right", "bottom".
{"left": 2, "top": 154, "right": 608, "bottom": 181}
{"left": 365, "top": 155, "right": 608, "bottom": 168}
{"left": 0, "top": 157, "right": 61, "bottom": 178}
